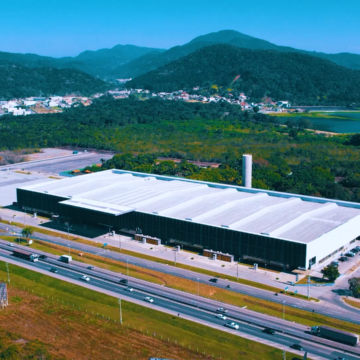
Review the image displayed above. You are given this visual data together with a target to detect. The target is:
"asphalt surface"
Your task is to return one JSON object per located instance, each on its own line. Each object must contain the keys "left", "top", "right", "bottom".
{"left": 0, "top": 243, "right": 360, "bottom": 360}
{"left": 2, "top": 153, "right": 113, "bottom": 173}
{"left": 1, "top": 222, "right": 360, "bottom": 327}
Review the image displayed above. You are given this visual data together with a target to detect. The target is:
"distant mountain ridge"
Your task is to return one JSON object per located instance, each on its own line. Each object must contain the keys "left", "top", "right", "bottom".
{"left": 127, "top": 44, "right": 360, "bottom": 106}
{"left": 112, "top": 30, "right": 360, "bottom": 79}
{"left": 0, "top": 60, "right": 111, "bottom": 99}
{"left": 0, "top": 44, "right": 165, "bottom": 79}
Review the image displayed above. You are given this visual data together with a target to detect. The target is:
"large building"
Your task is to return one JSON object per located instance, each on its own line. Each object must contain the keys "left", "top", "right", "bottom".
{"left": 17, "top": 169, "right": 360, "bottom": 270}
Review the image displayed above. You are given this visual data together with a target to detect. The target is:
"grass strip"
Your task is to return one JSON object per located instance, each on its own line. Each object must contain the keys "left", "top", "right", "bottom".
{"left": 0, "top": 261, "right": 296, "bottom": 360}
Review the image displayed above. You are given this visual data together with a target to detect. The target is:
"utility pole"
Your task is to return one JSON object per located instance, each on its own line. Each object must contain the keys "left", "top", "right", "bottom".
{"left": 65, "top": 222, "right": 73, "bottom": 239}
{"left": 118, "top": 298, "right": 122, "bottom": 324}
{"left": 174, "top": 249, "right": 177, "bottom": 266}
{"left": 6, "top": 263, "right": 10, "bottom": 284}
{"left": 119, "top": 235, "right": 122, "bottom": 252}
{"left": 307, "top": 276, "right": 310, "bottom": 299}
{"left": 283, "top": 349, "right": 286, "bottom": 360}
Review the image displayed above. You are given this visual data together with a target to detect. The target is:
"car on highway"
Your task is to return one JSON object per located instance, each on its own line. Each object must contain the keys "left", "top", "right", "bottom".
{"left": 49, "top": 268, "right": 58, "bottom": 273}
{"left": 216, "top": 313, "right": 227, "bottom": 320}
{"left": 225, "top": 322, "right": 239, "bottom": 330}
{"left": 8, "top": 243, "right": 14, "bottom": 247}
{"left": 87, "top": 266, "right": 94, "bottom": 270}
{"left": 124, "top": 286, "right": 134, "bottom": 292}
{"left": 119, "top": 279, "right": 128, "bottom": 285}
{"left": 216, "top": 307, "right": 227, "bottom": 313}
{"left": 144, "top": 296, "right": 154, "bottom": 303}
{"left": 39, "top": 255, "right": 47, "bottom": 260}
{"left": 80, "top": 275, "right": 90, "bottom": 282}
{"left": 262, "top": 328, "right": 275, "bottom": 335}
{"left": 290, "top": 344, "right": 304, "bottom": 351}
{"left": 345, "top": 252, "right": 355, "bottom": 257}
{"left": 339, "top": 257, "right": 349, "bottom": 262}
{"left": 210, "top": 278, "right": 219, "bottom": 283}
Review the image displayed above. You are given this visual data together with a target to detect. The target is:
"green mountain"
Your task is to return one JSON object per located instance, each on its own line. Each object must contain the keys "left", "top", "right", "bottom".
{"left": 0, "top": 45, "right": 165, "bottom": 79}
{"left": 112, "top": 30, "right": 360, "bottom": 79}
{"left": 127, "top": 44, "right": 360, "bottom": 106}
{"left": 0, "top": 60, "right": 111, "bottom": 99}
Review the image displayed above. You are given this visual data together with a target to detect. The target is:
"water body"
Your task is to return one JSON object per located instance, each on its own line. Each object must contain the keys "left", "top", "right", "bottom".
{"left": 278, "top": 112, "right": 360, "bottom": 133}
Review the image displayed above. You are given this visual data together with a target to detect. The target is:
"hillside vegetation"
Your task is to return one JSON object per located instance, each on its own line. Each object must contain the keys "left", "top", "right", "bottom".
{"left": 0, "top": 60, "right": 111, "bottom": 99}
{"left": 127, "top": 44, "right": 360, "bottom": 105}
{"left": 1, "top": 96, "right": 360, "bottom": 202}
{"left": 112, "top": 29, "right": 360, "bottom": 78}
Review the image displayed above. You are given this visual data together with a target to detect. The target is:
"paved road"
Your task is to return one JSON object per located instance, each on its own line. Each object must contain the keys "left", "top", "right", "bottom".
{"left": 2, "top": 222, "right": 360, "bottom": 328}
{"left": 3, "top": 153, "right": 112, "bottom": 173}
{"left": 0, "top": 247, "right": 359, "bottom": 360}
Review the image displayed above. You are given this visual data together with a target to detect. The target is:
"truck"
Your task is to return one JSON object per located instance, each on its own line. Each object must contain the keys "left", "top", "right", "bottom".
{"left": 311, "top": 325, "right": 359, "bottom": 346}
{"left": 12, "top": 249, "right": 39, "bottom": 262}
{"left": 59, "top": 255, "right": 72, "bottom": 263}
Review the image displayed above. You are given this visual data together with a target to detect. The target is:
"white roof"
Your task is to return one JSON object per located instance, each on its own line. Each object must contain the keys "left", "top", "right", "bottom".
{"left": 18, "top": 170, "right": 360, "bottom": 244}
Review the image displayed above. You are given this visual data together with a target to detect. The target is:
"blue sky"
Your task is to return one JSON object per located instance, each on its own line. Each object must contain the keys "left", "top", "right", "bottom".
{"left": 1, "top": 0, "right": 359, "bottom": 57}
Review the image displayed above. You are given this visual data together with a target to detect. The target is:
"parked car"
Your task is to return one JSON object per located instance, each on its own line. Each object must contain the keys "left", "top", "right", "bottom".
{"left": 331, "top": 261, "right": 339, "bottom": 267}
{"left": 144, "top": 296, "right": 154, "bottom": 303}
{"left": 210, "top": 278, "right": 218, "bottom": 283}
{"left": 216, "top": 307, "right": 227, "bottom": 313}
{"left": 39, "top": 255, "right": 47, "bottom": 260}
{"left": 119, "top": 279, "right": 128, "bottom": 285}
{"left": 262, "top": 328, "right": 275, "bottom": 335}
{"left": 216, "top": 313, "right": 227, "bottom": 320}
{"left": 345, "top": 252, "right": 355, "bottom": 257}
{"left": 50, "top": 268, "right": 58, "bottom": 273}
{"left": 290, "top": 344, "right": 304, "bottom": 351}
{"left": 80, "top": 275, "right": 90, "bottom": 282}
{"left": 339, "top": 257, "right": 349, "bottom": 262}
{"left": 225, "top": 322, "right": 239, "bottom": 330}
{"left": 355, "top": 246, "right": 360, "bottom": 251}
{"left": 87, "top": 266, "right": 94, "bottom": 270}
{"left": 351, "top": 248, "right": 359, "bottom": 253}
{"left": 124, "top": 286, "right": 134, "bottom": 292}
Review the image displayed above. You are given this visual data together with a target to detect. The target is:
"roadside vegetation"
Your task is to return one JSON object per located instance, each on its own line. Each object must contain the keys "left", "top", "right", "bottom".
{"left": 0, "top": 262, "right": 295, "bottom": 360}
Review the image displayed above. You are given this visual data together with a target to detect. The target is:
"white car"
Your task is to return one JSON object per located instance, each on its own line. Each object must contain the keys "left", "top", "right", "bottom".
{"left": 216, "top": 313, "right": 227, "bottom": 320}
{"left": 225, "top": 322, "right": 239, "bottom": 330}
{"left": 80, "top": 275, "right": 90, "bottom": 282}
{"left": 144, "top": 296, "right": 154, "bottom": 303}
{"left": 216, "top": 307, "right": 228, "bottom": 313}
{"left": 124, "top": 286, "right": 134, "bottom": 292}
{"left": 8, "top": 243, "right": 14, "bottom": 247}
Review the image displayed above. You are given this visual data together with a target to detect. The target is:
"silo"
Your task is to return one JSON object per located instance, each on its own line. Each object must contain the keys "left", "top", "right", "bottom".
{"left": 242, "top": 154, "right": 252, "bottom": 188}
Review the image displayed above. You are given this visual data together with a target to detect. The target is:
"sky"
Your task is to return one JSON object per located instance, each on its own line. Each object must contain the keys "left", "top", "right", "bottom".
{"left": 1, "top": 0, "right": 359, "bottom": 57}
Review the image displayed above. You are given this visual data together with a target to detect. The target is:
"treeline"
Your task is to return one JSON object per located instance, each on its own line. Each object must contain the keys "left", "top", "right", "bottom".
{"left": 101, "top": 149, "right": 360, "bottom": 203}
{"left": 0, "top": 60, "right": 111, "bottom": 99}
{"left": 127, "top": 44, "right": 360, "bottom": 106}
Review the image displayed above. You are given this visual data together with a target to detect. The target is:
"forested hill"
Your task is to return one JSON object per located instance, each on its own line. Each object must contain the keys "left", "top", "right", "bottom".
{"left": 111, "top": 30, "right": 360, "bottom": 79}
{"left": 0, "top": 60, "right": 112, "bottom": 99}
{"left": 127, "top": 44, "right": 360, "bottom": 106}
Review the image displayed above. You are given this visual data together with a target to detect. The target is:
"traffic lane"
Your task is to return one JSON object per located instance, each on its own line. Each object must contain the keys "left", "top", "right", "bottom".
{"left": 1, "top": 228, "right": 360, "bottom": 325}
{"left": 0, "top": 253, "right": 355, "bottom": 360}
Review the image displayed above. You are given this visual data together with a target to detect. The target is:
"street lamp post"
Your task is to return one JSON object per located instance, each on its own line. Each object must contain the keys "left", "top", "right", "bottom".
{"left": 174, "top": 249, "right": 177, "bottom": 266}
{"left": 6, "top": 263, "right": 10, "bottom": 284}
{"left": 119, "top": 235, "right": 122, "bottom": 252}
{"left": 237, "top": 259, "right": 239, "bottom": 281}
{"left": 197, "top": 278, "right": 200, "bottom": 307}
{"left": 118, "top": 298, "right": 122, "bottom": 324}
{"left": 282, "top": 301, "right": 286, "bottom": 332}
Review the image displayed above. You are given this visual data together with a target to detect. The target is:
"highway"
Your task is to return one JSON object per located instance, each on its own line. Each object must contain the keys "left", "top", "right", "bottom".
{"left": 0, "top": 244, "right": 360, "bottom": 360}
{"left": 1, "top": 222, "right": 360, "bottom": 327}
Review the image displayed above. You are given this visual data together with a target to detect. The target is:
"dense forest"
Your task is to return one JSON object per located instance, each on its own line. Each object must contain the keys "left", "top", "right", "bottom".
{"left": 0, "top": 60, "right": 112, "bottom": 99}
{"left": 112, "top": 29, "right": 360, "bottom": 79}
{"left": 127, "top": 44, "right": 360, "bottom": 106}
{"left": 1, "top": 96, "right": 360, "bottom": 202}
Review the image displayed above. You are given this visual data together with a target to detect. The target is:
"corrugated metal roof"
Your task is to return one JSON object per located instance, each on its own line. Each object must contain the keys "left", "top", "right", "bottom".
{"left": 18, "top": 170, "right": 360, "bottom": 244}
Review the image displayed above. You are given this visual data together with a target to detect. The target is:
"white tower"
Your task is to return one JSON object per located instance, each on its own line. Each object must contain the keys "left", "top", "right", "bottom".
{"left": 242, "top": 154, "right": 252, "bottom": 188}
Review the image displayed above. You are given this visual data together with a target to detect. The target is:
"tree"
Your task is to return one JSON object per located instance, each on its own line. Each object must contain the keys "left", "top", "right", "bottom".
{"left": 349, "top": 278, "right": 360, "bottom": 298}
{"left": 253, "top": 106, "right": 260, "bottom": 113}
{"left": 21, "top": 226, "right": 33, "bottom": 240}
{"left": 321, "top": 264, "right": 340, "bottom": 282}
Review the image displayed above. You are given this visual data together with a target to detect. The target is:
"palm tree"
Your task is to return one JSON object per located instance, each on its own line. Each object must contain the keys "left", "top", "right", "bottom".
{"left": 21, "top": 227, "right": 33, "bottom": 242}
